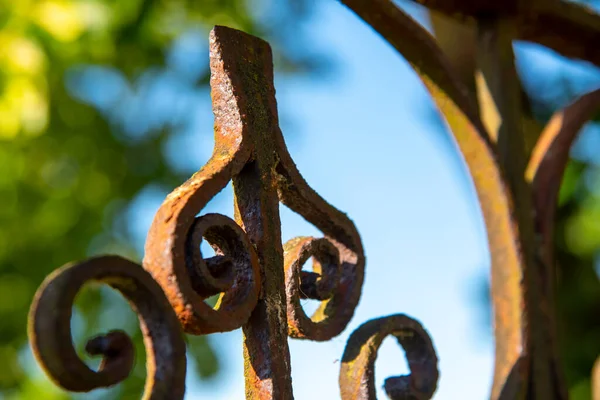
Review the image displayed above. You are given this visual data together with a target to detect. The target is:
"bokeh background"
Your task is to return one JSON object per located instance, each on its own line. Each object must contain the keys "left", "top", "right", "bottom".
{"left": 1, "top": 0, "right": 599, "bottom": 399}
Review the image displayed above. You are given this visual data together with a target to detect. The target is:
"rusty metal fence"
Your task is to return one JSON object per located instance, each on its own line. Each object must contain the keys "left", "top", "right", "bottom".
{"left": 27, "top": 1, "right": 600, "bottom": 399}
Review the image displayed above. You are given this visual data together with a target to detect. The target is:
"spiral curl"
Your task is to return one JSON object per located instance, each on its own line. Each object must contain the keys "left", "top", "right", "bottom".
{"left": 27, "top": 256, "right": 186, "bottom": 399}
{"left": 339, "top": 314, "right": 439, "bottom": 400}
{"left": 274, "top": 124, "right": 366, "bottom": 342}
{"left": 142, "top": 27, "right": 263, "bottom": 334}
{"left": 183, "top": 213, "right": 261, "bottom": 331}
{"left": 284, "top": 236, "right": 346, "bottom": 340}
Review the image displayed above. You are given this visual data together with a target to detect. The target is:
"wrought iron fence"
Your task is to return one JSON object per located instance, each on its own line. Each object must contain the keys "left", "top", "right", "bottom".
{"left": 27, "top": 0, "right": 600, "bottom": 399}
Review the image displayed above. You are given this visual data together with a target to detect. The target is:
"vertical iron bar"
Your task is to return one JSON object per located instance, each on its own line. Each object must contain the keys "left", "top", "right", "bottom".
{"left": 476, "top": 16, "right": 567, "bottom": 399}
{"left": 210, "top": 27, "right": 294, "bottom": 399}
{"left": 235, "top": 161, "right": 294, "bottom": 400}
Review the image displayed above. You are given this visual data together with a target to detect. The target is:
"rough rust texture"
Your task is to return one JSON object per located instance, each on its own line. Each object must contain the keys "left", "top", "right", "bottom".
{"left": 284, "top": 237, "right": 347, "bottom": 340}
{"left": 339, "top": 314, "right": 439, "bottom": 400}
{"left": 27, "top": 25, "right": 369, "bottom": 400}
{"left": 143, "top": 25, "right": 365, "bottom": 399}
{"left": 142, "top": 26, "right": 261, "bottom": 336}
{"left": 212, "top": 25, "right": 366, "bottom": 399}
{"left": 28, "top": 256, "right": 186, "bottom": 399}
{"left": 213, "top": 27, "right": 294, "bottom": 399}
{"left": 276, "top": 121, "right": 365, "bottom": 343}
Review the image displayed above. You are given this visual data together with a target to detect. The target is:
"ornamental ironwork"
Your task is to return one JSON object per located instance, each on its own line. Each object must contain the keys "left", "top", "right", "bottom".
{"left": 28, "top": 0, "right": 600, "bottom": 399}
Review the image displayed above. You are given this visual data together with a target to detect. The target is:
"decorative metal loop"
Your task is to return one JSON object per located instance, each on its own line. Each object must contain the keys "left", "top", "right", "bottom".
{"left": 339, "top": 314, "right": 439, "bottom": 400}
{"left": 144, "top": 22, "right": 365, "bottom": 346}
{"left": 285, "top": 237, "right": 340, "bottom": 301}
{"left": 27, "top": 255, "right": 186, "bottom": 399}
{"left": 274, "top": 129, "right": 366, "bottom": 342}
{"left": 146, "top": 205, "right": 260, "bottom": 335}
{"left": 142, "top": 27, "right": 260, "bottom": 336}
{"left": 186, "top": 213, "right": 253, "bottom": 296}
{"left": 283, "top": 236, "right": 343, "bottom": 340}
{"left": 184, "top": 213, "right": 262, "bottom": 327}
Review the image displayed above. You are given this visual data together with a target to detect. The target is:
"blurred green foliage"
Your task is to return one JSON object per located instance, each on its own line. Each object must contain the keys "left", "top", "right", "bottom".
{"left": 0, "top": 0, "right": 320, "bottom": 398}
{"left": 554, "top": 132, "right": 600, "bottom": 398}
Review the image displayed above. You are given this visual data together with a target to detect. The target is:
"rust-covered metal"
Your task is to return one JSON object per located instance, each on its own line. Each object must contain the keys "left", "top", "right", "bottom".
{"left": 283, "top": 236, "right": 362, "bottom": 341}
{"left": 339, "top": 314, "right": 438, "bottom": 400}
{"left": 26, "top": 0, "right": 600, "bottom": 398}
{"left": 476, "top": 16, "right": 567, "bottom": 399}
{"left": 143, "top": 25, "right": 366, "bottom": 399}
{"left": 142, "top": 28, "right": 261, "bottom": 337}
{"left": 28, "top": 256, "right": 186, "bottom": 399}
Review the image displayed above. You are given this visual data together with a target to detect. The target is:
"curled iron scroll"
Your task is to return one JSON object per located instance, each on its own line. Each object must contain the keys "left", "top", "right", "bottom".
{"left": 142, "top": 27, "right": 262, "bottom": 335}
{"left": 276, "top": 134, "right": 366, "bottom": 342}
{"left": 27, "top": 256, "right": 186, "bottom": 399}
{"left": 143, "top": 24, "right": 366, "bottom": 343}
{"left": 27, "top": 22, "right": 439, "bottom": 400}
{"left": 143, "top": 180, "right": 262, "bottom": 335}
{"left": 339, "top": 314, "right": 439, "bottom": 400}
{"left": 284, "top": 236, "right": 343, "bottom": 339}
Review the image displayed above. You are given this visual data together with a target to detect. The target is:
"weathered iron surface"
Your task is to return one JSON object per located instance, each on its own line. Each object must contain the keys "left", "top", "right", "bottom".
{"left": 339, "top": 314, "right": 438, "bottom": 400}
{"left": 25, "top": 24, "right": 374, "bottom": 400}
{"left": 143, "top": 25, "right": 366, "bottom": 399}
{"left": 28, "top": 256, "right": 186, "bottom": 399}
{"left": 26, "top": 0, "right": 600, "bottom": 398}
{"left": 283, "top": 236, "right": 362, "bottom": 341}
